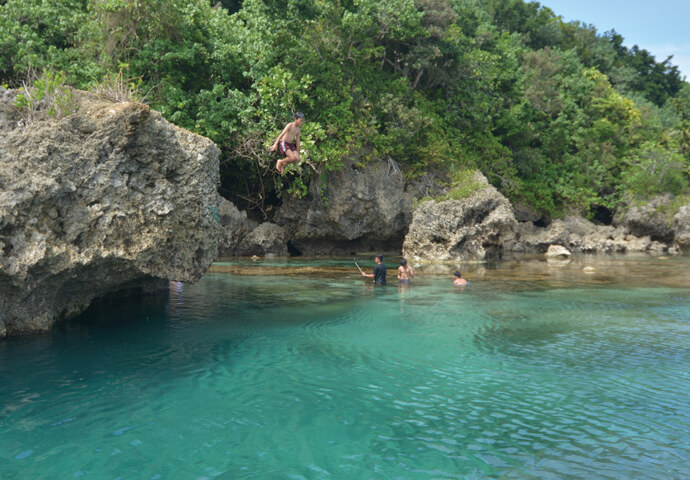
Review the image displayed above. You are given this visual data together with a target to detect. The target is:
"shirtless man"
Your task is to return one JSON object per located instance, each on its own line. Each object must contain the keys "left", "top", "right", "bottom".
{"left": 270, "top": 112, "right": 305, "bottom": 174}
{"left": 397, "top": 259, "right": 414, "bottom": 283}
{"left": 453, "top": 271, "right": 468, "bottom": 286}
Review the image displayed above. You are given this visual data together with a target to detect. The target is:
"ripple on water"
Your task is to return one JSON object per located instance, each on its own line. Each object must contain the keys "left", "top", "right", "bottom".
{"left": 0, "top": 264, "right": 689, "bottom": 479}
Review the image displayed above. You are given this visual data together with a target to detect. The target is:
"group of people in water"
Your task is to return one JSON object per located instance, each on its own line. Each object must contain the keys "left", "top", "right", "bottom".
{"left": 360, "top": 255, "right": 469, "bottom": 287}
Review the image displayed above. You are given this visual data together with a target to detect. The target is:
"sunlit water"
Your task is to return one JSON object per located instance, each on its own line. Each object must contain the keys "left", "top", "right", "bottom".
{"left": 1, "top": 257, "right": 689, "bottom": 479}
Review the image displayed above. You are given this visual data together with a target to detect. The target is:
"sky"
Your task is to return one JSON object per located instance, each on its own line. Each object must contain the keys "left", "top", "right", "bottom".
{"left": 541, "top": 0, "right": 690, "bottom": 80}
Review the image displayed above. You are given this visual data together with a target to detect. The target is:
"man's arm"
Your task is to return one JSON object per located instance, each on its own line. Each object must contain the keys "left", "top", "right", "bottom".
{"left": 296, "top": 130, "right": 301, "bottom": 151}
{"left": 270, "top": 124, "right": 290, "bottom": 151}
{"left": 362, "top": 271, "right": 374, "bottom": 278}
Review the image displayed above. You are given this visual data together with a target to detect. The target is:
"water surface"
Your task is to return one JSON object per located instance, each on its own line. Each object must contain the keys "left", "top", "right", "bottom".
{"left": 1, "top": 256, "right": 689, "bottom": 479}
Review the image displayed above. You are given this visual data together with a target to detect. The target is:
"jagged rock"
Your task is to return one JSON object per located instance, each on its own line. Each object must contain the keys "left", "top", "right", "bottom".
{"left": 545, "top": 245, "right": 571, "bottom": 257}
{"left": 0, "top": 90, "right": 222, "bottom": 337}
{"left": 217, "top": 198, "right": 249, "bottom": 257}
{"left": 614, "top": 195, "right": 675, "bottom": 242}
{"left": 402, "top": 172, "right": 517, "bottom": 262}
{"left": 238, "top": 222, "right": 287, "bottom": 256}
{"left": 276, "top": 158, "right": 411, "bottom": 255}
{"left": 513, "top": 215, "right": 667, "bottom": 254}
{"left": 673, "top": 205, "right": 690, "bottom": 253}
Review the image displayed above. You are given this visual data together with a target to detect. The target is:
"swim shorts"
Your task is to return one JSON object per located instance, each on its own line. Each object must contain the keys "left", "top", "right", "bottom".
{"left": 279, "top": 141, "right": 297, "bottom": 156}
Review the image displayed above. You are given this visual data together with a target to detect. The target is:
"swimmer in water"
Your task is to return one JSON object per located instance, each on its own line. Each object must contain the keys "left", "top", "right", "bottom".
{"left": 397, "top": 259, "right": 414, "bottom": 284}
{"left": 453, "top": 271, "right": 469, "bottom": 286}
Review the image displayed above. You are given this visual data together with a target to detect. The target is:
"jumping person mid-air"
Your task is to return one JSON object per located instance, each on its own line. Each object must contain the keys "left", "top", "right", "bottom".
{"left": 270, "top": 112, "right": 305, "bottom": 174}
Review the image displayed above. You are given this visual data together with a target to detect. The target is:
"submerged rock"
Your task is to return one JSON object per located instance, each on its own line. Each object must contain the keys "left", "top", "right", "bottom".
{"left": 0, "top": 90, "right": 222, "bottom": 337}
{"left": 402, "top": 172, "right": 517, "bottom": 262}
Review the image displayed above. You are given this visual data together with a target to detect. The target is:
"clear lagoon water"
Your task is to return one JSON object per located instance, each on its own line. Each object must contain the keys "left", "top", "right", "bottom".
{"left": 1, "top": 256, "right": 689, "bottom": 479}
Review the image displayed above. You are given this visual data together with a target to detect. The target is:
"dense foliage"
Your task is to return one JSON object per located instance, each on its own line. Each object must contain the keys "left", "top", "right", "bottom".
{"left": 2, "top": 0, "right": 688, "bottom": 219}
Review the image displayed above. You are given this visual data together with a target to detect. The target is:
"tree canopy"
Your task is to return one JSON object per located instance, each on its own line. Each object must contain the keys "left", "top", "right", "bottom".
{"left": 2, "top": 0, "right": 688, "bottom": 219}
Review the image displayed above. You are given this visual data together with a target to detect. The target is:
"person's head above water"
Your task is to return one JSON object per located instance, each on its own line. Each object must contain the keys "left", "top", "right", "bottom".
{"left": 375, "top": 254, "right": 383, "bottom": 264}
{"left": 293, "top": 112, "right": 305, "bottom": 125}
{"left": 454, "top": 271, "right": 462, "bottom": 278}
{"left": 400, "top": 259, "right": 407, "bottom": 266}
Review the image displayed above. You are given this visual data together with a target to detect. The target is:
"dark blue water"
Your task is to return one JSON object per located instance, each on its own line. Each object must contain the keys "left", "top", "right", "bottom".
{"left": 1, "top": 258, "right": 689, "bottom": 479}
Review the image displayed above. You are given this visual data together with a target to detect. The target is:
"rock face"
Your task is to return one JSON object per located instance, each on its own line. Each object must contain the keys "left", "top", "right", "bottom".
{"left": 0, "top": 89, "right": 222, "bottom": 337}
{"left": 217, "top": 198, "right": 250, "bottom": 256}
{"left": 238, "top": 222, "right": 287, "bottom": 256}
{"left": 513, "top": 216, "right": 667, "bottom": 254}
{"left": 674, "top": 205, "right": 690, "bottom": 253}
{"left": 276, "top": 159, "right": 411, "bottom": 255}
{"left": 614, "top": 195, "right": 675, "bottom": 243}
{"left": 402, "top": 172, "right": 517, "bottom": 262}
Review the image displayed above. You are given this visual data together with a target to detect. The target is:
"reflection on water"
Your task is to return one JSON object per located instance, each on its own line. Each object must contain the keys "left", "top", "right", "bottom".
{"left": 0, "top": 256, "right": 689, "bottom": 479}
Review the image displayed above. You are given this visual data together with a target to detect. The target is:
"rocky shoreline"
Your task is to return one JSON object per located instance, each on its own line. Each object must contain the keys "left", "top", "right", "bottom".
{"left": 0, "top": 89, "right": 221, "bottom": 337}
{"left": 1, "top": 90, "right": 688, "bottom": 337}
{"left": 222, "top": 163, "right": 689, "bottom": 261}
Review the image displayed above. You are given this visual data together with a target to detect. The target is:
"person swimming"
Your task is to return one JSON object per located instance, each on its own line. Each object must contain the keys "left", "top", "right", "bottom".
{"left": 397, "top": 259, "right": 414, "bottom": 283}
{"left": 453, "top": 271, "right": 469, "bottom": 286}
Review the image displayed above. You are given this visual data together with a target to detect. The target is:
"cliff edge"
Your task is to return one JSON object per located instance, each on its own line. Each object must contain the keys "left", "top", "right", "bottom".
{"left": 0, "top": 88, "right": 222, "bottom": 337}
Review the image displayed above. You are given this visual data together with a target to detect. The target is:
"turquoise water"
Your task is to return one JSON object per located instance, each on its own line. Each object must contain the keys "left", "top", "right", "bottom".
{"left": 1, "top": 259, "right": 689, "bottom": 479}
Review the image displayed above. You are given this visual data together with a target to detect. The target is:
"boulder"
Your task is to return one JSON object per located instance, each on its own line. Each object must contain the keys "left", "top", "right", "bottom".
{"left": 614, "top": 195, "right": 675, "bottom": 243}
{"left": 238, "top": 222, "right": 287, "bottom": 257}
{"left": 402, "top": 172, "right": 517, "bottom": 262}
{"left": 674, "top": 205, "right": 690, "bottom": 253}
{"left": 217, "top": 198, "right": 250, "bottom": 257}
{"left": 276, "top": 158, "right": 411, "bottom": 255}
{"left": 513, "top": 215, "right": 667, "bottom": 254}
{"left": 0, "top": 90, "right": 222, "bottom": 337}
{"left": 545, "top": 245, "right": 571, "bottom": 258}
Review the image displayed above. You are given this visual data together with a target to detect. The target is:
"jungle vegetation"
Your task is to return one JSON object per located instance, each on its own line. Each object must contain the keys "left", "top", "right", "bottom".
{"left": 2, "top": 0, "right": 688, "bottom": 220}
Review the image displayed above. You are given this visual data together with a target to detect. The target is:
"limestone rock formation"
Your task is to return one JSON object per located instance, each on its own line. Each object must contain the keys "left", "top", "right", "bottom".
{"left": 238, "top": 222, "right": 287, "bottom": 257}
{"left": 276, "top": 158, "right": 411, "bottom": 255}
{"left": 614, "top": 195, "right": 675, "bottom": 243}
{"left": 0, "top": 89, "right": 222, "bottom": 337}
{"left": 402, "top": 172, "right": 517, "bottom": 262}
{"left": 217, "top": 198, "right": 250, "bottom": 256}
{"left": 674, "top": 205, "right": 690, "bottom": 253}
{"left": 514, "top": 216, "right": 666, "bottom": 254}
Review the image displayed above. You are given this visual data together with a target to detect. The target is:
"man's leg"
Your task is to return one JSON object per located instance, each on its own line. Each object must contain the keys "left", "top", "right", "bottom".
{"left": 285, "top": 150, "right": 300, "bottom": 167}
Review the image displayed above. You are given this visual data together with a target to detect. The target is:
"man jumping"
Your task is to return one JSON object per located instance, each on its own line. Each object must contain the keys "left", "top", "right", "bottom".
{"left": 270, "top": 112, "right": 305, "bottom": 174}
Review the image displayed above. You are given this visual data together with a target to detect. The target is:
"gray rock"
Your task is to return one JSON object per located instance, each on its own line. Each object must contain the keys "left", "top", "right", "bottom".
{"left": 614, "top": 195, "right": 675, "bottom": 242}
{"left": 217, "top": 198, "right": 249, "bottom": 256}
{"left": 402, "top": 171, "right": 517, "bottom": 262}
{"left": 673, "top": 205, "right": 690, "bottom": 253}
{"left": 512, "top": 214, "right": 668, "bottom": 254}
{"left": 0, "top": 91, "right": 222, "bottom": 337}
{"left": 545, "top": 245, "right": 571, "bottom": 257}
{"left": 238, "top": 222, "right": 287, "bottom": 256}
{"left": 276, "top": 158, "right": 410, "bottom": 255}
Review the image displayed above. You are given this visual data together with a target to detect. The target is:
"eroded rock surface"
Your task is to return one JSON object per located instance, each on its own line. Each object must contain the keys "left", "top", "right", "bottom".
{"left": 514, "top": 216, "right": 666, "bottom": 254}
{"left": 674, "top": 205, "right": 690, "bottom": 253}
{"left": 0, "top": 90, "right": 222, "bottom": 337}
{"left": 276, "top": 159, "right": 411, "bottom": 255}
{"left": 402, "top": 172, "right": 517, "bottom": 262}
